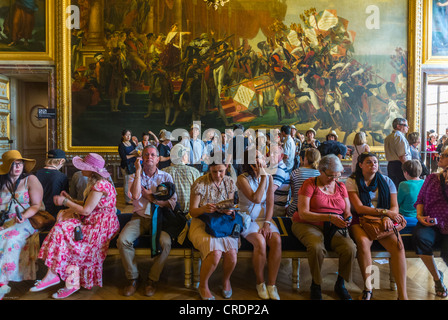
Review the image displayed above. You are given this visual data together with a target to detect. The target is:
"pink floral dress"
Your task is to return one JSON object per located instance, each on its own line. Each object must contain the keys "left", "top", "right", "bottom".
{"left": 38, "top": 180, "right": 119, "bottom": 289}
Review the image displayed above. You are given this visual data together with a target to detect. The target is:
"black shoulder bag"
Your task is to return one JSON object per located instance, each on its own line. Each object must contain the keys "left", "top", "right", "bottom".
{"left": 0, "top": 178, "right": 22, "bottom": 226}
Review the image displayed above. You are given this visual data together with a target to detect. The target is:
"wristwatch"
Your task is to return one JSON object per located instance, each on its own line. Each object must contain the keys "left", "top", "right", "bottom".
{"left": 264, "top": 221, "right": 272, "bottom": 226}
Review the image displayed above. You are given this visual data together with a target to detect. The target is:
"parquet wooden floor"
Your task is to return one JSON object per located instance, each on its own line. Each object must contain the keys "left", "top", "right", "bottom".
{"left": 4, "top": 188, "right": 448, "bottom": 301}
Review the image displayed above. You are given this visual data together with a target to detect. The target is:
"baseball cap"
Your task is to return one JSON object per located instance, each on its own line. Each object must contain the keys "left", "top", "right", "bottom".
{"left": 48, "top": 149, "right": 66, "bottom": 160}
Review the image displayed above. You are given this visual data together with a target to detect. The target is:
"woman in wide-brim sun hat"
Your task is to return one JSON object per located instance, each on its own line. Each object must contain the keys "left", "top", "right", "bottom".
{"left": 0, "top": 150, "right": 36, "bottom": 175}
{"left": 32, "top": 152, "right": 119, "bottom": 299}
{"left": 0, "top": 150, "right": 43, "bottom": 300}
{"left": 72, "top": 153, "right": 111, "bottom": 178}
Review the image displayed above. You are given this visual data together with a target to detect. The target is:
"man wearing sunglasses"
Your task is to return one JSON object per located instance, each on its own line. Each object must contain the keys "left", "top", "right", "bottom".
{"left": 384, "top": 117, "right": 411, "bottom": 189}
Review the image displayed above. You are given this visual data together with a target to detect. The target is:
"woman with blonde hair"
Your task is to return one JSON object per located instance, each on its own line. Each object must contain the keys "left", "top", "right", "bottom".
{"left": 351, "top": 132, "right": 370, "bottom": 173}
{"left": 31, "top": 153, "right": 119, "bottom": 299}
{"left": 287, "top": 148, "right": 321, "bottom": 217}
{"left": 35, "top": 149, "right": 69, "bottom": 218}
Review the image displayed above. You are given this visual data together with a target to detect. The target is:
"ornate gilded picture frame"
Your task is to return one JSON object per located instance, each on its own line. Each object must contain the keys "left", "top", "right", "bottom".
{"left": 57, "top": 0, "right": 421, "bottom": 154}
{"left": 423, "top": 0, "right": 448, "bottom": 64}
{"left": 0, "top": 0, "right": 54, "bottom": 60}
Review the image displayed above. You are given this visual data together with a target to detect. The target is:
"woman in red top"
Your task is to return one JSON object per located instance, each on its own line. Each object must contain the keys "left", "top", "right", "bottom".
{"left": 291, "top": 154, "right": 355, "bottom": 300}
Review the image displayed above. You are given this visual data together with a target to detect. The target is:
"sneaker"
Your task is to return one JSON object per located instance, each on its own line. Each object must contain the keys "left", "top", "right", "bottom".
{"left": 29, "top": 277, "right": 60, "bottom": 292}
{"left": 0, "top": 284, "right": 11, "bottom": 300}
{"left": 256, "top": 282, "right": 269, "bottom": 300}
{"left": 52, "top": 287, "right": 79, "bottom": 299}
{"left": 267, "top": 285, "right": 280, "bottom": 300}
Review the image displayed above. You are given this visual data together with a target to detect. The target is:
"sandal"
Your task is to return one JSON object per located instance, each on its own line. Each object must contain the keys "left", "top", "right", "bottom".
{"left": 361, "top": 290, "right": 373, "bottom": 300}
{"left": 435, "top": 270, "right": 448, "bottom": 298}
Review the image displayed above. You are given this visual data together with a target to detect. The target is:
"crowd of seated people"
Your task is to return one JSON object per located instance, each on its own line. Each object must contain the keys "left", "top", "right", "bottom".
{"left": 1, "top": 119, "right": 448, "bottom": 301}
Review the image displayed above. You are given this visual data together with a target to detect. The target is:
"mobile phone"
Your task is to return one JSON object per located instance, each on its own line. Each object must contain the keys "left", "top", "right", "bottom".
{"left": 345, "top": 216, "right": 352, "bottom": 222}
{"left": 231, "top": 224, "right": 241, "bottom": 238}
{"left": 15, "top": 207, "right": 22, "bottom": 220}
{"left": 74, "top": 226, "right": 83, "bottom": 241}
{"left": 427, "top": 217, "right": 437, "bottom": 224}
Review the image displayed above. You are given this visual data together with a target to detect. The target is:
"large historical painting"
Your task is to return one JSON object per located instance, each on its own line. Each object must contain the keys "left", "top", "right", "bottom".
{"left": 0, "top": 0, "right": 46, "bottom": 52}
{"left": 69, "top": 0, "right": 408, "bottom": 148}
{"left": 431, "top": 0, "right": 448, "bottom": 56}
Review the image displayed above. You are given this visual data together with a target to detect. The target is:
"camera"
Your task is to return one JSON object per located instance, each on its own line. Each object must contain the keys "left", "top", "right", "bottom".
{"left": 0, "top": 209, "right": 9, "bottom": 226}
{"left": 74, "top": 226, "right": 83, "bottom": 241}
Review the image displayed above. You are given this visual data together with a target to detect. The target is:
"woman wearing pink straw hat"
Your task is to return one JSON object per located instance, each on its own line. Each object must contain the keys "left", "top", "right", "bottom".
{"left": 30, "top": 153, "right": 120, "bottom": 299}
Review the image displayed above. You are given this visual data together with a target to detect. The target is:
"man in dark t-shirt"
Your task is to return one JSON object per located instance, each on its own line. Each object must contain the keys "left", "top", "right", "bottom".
{"left": 158, "top": 131, "right": 172, "bottom": 170}
{"left": 34, "top": 149, "right": 69, "bottom": 217}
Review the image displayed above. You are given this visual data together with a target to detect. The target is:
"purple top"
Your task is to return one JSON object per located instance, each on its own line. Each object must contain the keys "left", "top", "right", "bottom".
{"left": 415, "top": 173, "right": 448, "bottom": 234}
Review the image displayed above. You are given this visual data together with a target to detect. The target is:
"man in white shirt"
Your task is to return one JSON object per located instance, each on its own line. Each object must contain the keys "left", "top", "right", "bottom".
{"left": 117, "top": 145, "right": 177, "bottom": 297}
{"left": 384, "top": 117, "right": 411, "bottom": 188}
{"left": 281, "top": 125, "right": 296, "bottom": 172}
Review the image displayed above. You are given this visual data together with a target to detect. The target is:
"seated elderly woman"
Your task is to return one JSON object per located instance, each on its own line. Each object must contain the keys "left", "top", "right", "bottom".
{"left": 413, "top": 147, "right": 448, "bottom": 298}
{"left": 0, "top": 151, "right": 43, "bottom": 300}
{"left": 237, "top": 150, "right": 282, "bottom": 300}
{"left": 345, "top": 152, "right": 408, "bottom": 300}
{"left": 30, "top": 153, "right": 120, "bottom": 299}
{"left": 189, "top": 158, "right": 238, "bottom": 300}
{"left": 291, "top": 154, "right": 356, "bottom": 300}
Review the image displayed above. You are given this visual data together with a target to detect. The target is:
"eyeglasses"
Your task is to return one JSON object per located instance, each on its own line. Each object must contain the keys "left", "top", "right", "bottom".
{"left": 399, "top": 123, "right": 409, "bottom": 127}
{"left": 323, "top": 171, "right": 342, "bottom": 179}
{"left": 12, "top": 161, "right": 24, "bottom": 167}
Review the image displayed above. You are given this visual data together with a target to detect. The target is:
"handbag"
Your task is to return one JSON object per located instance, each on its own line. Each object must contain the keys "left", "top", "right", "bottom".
{"left": 29, "top": 210, "right": 56, "bottom": 231}
{"left": 9, "top": 177, "right": 55, "bottom": 231}
{"left": 359, "top": 215, "right": 406, "bottom": 246}
{"left": 199, "top": 211, "right": 244, "bottom": 238}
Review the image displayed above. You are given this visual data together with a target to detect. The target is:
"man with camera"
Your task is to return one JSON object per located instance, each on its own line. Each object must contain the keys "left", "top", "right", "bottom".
{"left": 117, "top": 145, "right": 177, "bottom": 297}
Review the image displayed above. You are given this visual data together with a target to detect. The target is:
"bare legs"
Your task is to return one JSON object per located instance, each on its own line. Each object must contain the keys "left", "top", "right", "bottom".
{"left": 246, "top": 232, "right": 282, "bottom": 286}
{"left": 351, "top": 225, "right": 408, "bottom": 300}
{"left": 198, "top": 249, "right": 237, "bottom": 299}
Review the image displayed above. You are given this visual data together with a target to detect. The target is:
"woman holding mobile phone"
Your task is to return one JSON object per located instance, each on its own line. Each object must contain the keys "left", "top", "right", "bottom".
{"left": 413, "top": 147, "right": 448, "bottom": 298}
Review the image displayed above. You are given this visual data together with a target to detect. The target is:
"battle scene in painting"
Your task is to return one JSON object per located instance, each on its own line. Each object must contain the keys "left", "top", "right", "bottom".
{"left": 70, "top": 0, "right": 408, "bottom": 147}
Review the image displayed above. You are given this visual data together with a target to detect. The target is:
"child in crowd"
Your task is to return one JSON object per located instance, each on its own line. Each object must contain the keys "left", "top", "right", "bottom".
{"left": 397, "top": 159, "right": 424, "bottom": 229}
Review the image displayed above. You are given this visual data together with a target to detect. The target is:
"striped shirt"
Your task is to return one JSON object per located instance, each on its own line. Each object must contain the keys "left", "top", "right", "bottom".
{"left": 163, "top": 163, "right": 201, "bottom": 213}
{"left": 272, "top": 160, "right": 290, "bottom": 215}
{"left": 287, "top": 167, "right": 320, "bottom": 217}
